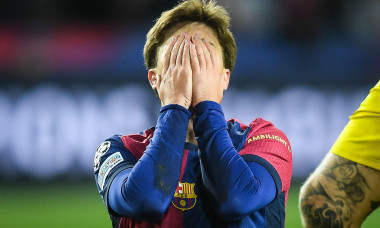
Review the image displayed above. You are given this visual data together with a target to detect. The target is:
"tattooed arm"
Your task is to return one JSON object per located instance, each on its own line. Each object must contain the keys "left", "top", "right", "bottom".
{"left": 299, "top": 153, "right": 380, "bottom": 228}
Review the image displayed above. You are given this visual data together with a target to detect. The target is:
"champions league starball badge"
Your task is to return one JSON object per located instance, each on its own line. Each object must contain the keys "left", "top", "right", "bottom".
{"left": 94, "top": 141, "right": 111, "bottom": 172}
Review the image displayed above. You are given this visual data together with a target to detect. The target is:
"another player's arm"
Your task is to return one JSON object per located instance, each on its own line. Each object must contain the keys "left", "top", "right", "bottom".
{"left": 299, "top": 153, "right": 380, "bottom": 228}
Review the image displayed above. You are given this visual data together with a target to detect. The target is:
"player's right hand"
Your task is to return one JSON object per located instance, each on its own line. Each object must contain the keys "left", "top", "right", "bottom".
{"left": 157, "top": 32, "right": 192, "bottom": 109}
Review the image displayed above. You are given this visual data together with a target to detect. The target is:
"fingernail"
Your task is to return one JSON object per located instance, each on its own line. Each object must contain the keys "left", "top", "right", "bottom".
{"left": 203, "top": 38, "right": 208, "bottom": 42}
{"left": 195, "top": 35, "right": 199, "bottom": 40}
{"left": 181, "top": 32, "right": 186, "bottom": 36}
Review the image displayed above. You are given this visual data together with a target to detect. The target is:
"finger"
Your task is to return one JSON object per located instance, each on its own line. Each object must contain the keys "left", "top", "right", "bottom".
{"left": 176, "top": 39, "right": 186, "bottom": 66}
{"left": 190, "top": 42, "right": 199, "bottom": 72}
{"left": 182, "top": 39, "right": 190, "bottom": 67}
{"left": 170, "top": 33, "right": 186, "bottom": 67}
{"left": 199, "top": 38, "right": 212, "bottom": 70}
{"left": 202, "top": 38, "right": 217, "bottom": 68}
{"left": 162, "top": 36, "right": 177, "bottom": 73}
{"left": 193, "top": 35, "right": 206, "bottom": 69}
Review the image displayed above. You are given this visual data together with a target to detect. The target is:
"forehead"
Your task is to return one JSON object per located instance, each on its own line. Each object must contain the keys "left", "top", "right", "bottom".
{"left": 172, "top": 22, "right": 215, "bottom": 38}
{"left": 166, "top": 22, "right": 220, "bottom": 48}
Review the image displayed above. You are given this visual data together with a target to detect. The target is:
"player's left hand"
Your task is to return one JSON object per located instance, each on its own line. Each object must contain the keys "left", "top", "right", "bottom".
{"left": 190, "top": 35, "right": 229, "bottom": 107}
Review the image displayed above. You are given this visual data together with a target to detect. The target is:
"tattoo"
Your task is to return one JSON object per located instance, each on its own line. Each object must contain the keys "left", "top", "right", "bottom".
{"left": 301, "top": 184, "right": 346, "bottom": 228}
{"left": 324, "top": 158, "right": 367, "bottom": 204}
{"left": 300, "top": 156, "right": 369, "bottom": 228}
{"left": 184, "top": 95, "right": 190, "bottom": 108}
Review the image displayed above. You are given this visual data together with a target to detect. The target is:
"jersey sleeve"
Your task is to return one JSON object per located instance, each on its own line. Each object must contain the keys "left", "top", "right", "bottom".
{"left": 330, "top": 80, "right": 380, "bottom": 170}
{"left": 240, "top": 118, "right": 293, "bottom": 196}
{"left": 94, "top": 135, "right": 138, "bottom": 209}
{"left": 97, "top": 104, "right": 191, "bottom": 221}
{"left": 193, "top": 101, "right": 286, "bottom": 221}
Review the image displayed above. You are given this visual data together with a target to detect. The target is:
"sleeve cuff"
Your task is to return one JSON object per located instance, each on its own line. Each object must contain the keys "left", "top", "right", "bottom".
{"left": 194, "top": 101, "right": 223, "bottom": 116}
{"left": 160, "top": 104, "right": 191, "bottom": 117}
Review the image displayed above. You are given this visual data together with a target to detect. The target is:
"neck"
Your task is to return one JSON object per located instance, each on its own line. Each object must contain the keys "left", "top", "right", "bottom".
{"left": 186, "top": 118, "right": 198, "bottom": 145}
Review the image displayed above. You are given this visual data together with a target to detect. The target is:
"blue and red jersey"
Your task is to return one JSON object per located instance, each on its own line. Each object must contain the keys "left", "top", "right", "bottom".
{"left": 94, "top": 101, "right": 292, "bottom": 227}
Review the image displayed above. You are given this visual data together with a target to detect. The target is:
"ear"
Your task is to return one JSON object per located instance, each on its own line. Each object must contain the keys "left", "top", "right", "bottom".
{"left": 148, "top": 69, "right": 159, "bottom": 90}
{"left": 221, "top": 68, "right": 230, "bottom": 90}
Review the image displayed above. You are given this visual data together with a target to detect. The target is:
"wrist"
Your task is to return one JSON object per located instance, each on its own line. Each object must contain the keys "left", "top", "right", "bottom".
{"left": 173, "top": 98, "right": 191, "bottom": 109}
{"left": 192, "top": 97, "right": 219, "bottom": 108}
{"left": 162, "top": 97, "right": 191, "bottom": 109}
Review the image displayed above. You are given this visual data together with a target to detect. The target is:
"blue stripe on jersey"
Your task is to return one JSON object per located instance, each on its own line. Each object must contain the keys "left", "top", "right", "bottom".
{"left": 265, "top": 192, "right": 285, "bottom": 228}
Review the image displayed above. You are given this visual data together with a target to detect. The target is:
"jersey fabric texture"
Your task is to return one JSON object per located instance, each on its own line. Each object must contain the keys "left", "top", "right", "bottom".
{"left": 94, "top": 101, "right": 293, "bottom": 227}
{"left": 330, "top": 80, "right": 380, "bottom": 171}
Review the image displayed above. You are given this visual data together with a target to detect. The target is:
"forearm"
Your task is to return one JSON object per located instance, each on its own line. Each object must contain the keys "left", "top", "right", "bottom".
{"left": 299, "top": 153, "right": 380, "bottom": 228}
{"left": 193, "top": 101, "right": 276, "bottom": 220}
{"left": 108, "top": 104, "right": 190, "bottom": 220}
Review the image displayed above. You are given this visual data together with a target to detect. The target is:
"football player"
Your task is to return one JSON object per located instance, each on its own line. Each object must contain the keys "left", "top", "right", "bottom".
{"left": 94, "top": 0, "right": 293, "bottom": 227}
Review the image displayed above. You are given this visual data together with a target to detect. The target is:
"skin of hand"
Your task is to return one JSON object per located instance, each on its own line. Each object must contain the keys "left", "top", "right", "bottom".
{"left": 148, "top": 32, "right": 193, "bottom": 109}
{"left": 148, "top": 22, "right": 230, "bottom": 109}
{"left": 190, "top": 34, "right": 230, "bottom": 107}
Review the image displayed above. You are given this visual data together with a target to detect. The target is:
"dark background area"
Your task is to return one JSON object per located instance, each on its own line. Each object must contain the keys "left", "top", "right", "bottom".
{"left": 0, "top": 0, "right": 379, "bottom": 86}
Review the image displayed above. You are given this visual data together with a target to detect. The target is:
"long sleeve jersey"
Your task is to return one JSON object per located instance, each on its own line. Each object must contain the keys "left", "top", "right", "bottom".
{"left": 94, "top": 101, "right": 292, "bottom": 227}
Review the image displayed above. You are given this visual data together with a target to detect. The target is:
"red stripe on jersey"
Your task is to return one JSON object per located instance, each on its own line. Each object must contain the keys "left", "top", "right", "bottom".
{"left": 118, "top": 217, "right": 160, "bottom": 228}
{"left": 121, "top": 128, "right": 155, "bottom": 159}
{"left": 159, "top": 149, "right": 188, "bottom": 227}
{"left": 179, "top": 149, "right": 189, "bottom": 181}
{"left": 159, "top": 203, "right": 183, "bottom": 227}
{"left": 118, "top": 204, "right": 184, "bottom": 228}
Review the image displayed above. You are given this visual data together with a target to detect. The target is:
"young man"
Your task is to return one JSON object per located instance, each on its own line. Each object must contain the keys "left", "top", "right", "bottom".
{"left": 94, "top": 0, "right": 293, "bottom": 227}
{"left": 299, "top": 81, "right": 380, "bottom": 228}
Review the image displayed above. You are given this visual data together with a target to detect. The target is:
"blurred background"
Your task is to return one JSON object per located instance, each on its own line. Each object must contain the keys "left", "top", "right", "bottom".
{"left": 0, "top": 0, "right": 379, "bottom": 227}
